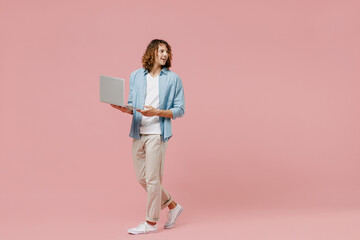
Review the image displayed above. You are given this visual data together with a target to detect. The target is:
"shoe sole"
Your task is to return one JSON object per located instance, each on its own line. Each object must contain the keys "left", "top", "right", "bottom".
{"left": 128, "top": 229, "right": 157, "bottom": 235}
{"left": 164, "top": 206, "right": 183, "bottom": 229}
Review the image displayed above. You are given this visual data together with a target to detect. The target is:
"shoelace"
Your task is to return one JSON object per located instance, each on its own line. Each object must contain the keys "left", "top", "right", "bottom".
{"left": 139, "top": 222, "right": 149, "bottom": 232}
{"left": 139, "top": 222, "right": 146, "bottom": 227}
{"left": 167, "top": 209, "right": 177, "bottom": 220}
{"left": 142, "top": 221, "right": 156, "bottom": 230}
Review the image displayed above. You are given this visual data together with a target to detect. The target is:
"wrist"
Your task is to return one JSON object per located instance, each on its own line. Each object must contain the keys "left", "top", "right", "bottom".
{"left": 155, "top": 109, "right": 161, "bottom": 116}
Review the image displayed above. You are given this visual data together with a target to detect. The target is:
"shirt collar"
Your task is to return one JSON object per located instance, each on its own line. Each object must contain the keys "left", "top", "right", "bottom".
{"left": 143, "top": 67, "right": 168, "bottom": 75}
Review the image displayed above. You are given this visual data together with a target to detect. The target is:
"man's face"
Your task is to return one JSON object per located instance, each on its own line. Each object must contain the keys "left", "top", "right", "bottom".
{"left": 155, "top": 44, "right": 169, "bottom": 66}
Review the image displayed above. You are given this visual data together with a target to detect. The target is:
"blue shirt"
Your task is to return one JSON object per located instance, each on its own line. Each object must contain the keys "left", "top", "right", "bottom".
{"left": 127, "top": 67, "right": 185, "bottom": 142}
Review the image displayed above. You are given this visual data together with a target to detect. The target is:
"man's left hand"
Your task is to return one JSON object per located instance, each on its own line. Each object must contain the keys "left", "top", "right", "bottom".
{"left": 137, "top": 106, "right": 159, "bottom": 117}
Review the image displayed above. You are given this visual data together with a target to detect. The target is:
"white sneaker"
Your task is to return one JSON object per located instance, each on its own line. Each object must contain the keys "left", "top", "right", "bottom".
{"left": 164, "top": 204, "right": 183, "bottom": 229}
{"left": 128, "top": 221, "right": 157, "bottom": 235}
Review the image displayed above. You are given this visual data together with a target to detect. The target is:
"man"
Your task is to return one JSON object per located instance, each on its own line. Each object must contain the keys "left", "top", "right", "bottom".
{"left": 111, "top": 39, "right": 185, "bottom": 234}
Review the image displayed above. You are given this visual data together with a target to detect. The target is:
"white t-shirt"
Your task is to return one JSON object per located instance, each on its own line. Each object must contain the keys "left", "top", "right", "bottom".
{"left": 140, "top": 73, "right": 161, "bottom": 134}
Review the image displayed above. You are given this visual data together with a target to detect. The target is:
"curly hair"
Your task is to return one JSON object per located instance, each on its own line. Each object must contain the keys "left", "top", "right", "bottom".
{"left": 142, "top": 39, "right": 172, "bottom": 72}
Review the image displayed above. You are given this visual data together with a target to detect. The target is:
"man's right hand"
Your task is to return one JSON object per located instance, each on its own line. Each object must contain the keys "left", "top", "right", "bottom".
{"left": 110, "top": 104, "right": 133, "bottom": 114}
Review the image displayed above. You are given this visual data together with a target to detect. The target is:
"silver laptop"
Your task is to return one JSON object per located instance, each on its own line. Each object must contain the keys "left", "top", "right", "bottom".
{"left": 99, "top": 75, "right": 141, "bottom": 110}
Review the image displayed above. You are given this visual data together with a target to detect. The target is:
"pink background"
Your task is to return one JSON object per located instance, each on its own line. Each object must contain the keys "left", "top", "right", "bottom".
{"left": 1, "top": 0, "right": 360, "bottom": 239}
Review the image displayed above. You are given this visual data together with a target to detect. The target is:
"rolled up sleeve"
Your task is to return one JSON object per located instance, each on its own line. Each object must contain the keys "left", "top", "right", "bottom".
{"left": 169, "top": 77, "right": 185, "bottom": 119}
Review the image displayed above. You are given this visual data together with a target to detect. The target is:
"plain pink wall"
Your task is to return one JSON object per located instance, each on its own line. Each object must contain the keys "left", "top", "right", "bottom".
{"left": 1, "top": 0, "right": 360, "bottom": 226}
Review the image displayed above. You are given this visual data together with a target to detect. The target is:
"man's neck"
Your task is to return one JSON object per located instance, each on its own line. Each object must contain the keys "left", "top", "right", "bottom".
{"left": 149, "top": 65, "right": 162, "bottom": 78}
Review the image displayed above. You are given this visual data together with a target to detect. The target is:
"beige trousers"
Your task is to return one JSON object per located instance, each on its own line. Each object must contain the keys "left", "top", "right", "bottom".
{"left": 132, "top": 134, "right": 173, "bottom": 222}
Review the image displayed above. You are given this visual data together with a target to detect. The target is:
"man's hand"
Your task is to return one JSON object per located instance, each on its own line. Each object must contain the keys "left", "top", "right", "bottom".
{"left": 137, "top": 105, "right": 159, "bottom": 117}
{"left": 110, "top": 104, "right": 133, "bottom": 114}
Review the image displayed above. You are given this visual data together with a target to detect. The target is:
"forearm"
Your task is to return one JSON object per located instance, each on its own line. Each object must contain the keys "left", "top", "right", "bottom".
{"left": 156, "top": 109, "right": 173, "bottom": 118}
